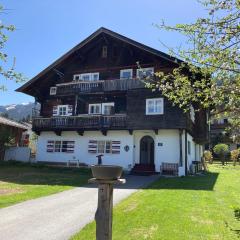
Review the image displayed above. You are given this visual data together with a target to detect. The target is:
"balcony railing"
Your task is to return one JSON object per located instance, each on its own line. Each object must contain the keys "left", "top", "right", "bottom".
{"left": 32, "top": 114, "right": 127, "bottom": 130}
{"left": 55, "top": 78, "right": 145, "bottom": 95}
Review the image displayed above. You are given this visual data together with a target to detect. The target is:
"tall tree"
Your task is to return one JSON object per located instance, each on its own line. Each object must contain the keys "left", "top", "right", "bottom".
{"left": 0, "top": 5, "right": 25, "bottom": 91}
{"left": 151, "top": 0, "right": 240, "bottom": 137}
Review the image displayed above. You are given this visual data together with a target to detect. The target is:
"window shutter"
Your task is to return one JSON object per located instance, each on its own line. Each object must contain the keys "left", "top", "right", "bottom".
{"left": 53, "top": 106, "right": 58, "bottom": 116}
{"left": 47, "top": 140, "right": 54, "bottom": 152}
{"left": 112, "top": 141, "right": 121, "bottom": 154}
{"left": 88, "top": 140, "right": 97, "bottom": 153}
{"left": 68, "top": 105, "right": 73, "bottom": 116}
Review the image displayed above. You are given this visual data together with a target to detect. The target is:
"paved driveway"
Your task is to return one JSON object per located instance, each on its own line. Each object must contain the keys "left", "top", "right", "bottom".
{"left": 0, "top": 175, "right": 159, "bottom": 240}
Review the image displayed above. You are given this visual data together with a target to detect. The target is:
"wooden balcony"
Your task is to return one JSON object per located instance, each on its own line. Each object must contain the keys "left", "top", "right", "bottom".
{"left": 32, "top": 114, "right": 127, "bottom": 133}
{"left": 55, "top": 78, "right": 145, "bottom": 96}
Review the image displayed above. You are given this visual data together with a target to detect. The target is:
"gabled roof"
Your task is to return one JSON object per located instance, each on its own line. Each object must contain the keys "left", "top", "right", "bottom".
{"left": 0, "top": 116, "right": 28, "bottom": 130}
{"left": 16, "top": 27, "right": 181, "bottom": 93}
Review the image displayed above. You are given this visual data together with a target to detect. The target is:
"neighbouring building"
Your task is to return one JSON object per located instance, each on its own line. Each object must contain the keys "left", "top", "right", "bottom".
{"left": 0, "top": 116, "right": 28, "bottom": 160}
{"left": 16, "top": 27, "right": 208, "bottom": 175}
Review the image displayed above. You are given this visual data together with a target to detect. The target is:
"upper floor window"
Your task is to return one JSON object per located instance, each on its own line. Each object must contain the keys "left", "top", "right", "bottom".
{"left": 146, "top": 98, "right": 164, "bottom": 115}
{"left": 73, "top": 72, "right": 99, "bottom": 81}
{"left": 102, "top": 46, "right": 108, "bottom": 58}
{"left": 120, "top": 69, "right": 133, "bottom": 79}
{"left": 137, "top": 67, "right": 154, "bottom": 79}
{"left": 88, "top": 102, "right": 115, "bottom": 115}
{"left": 102, "top": 102, "right": 114, "bottom": 115}
{"left": 53, "top": 105, "right": 73, "bottom": 116}
{"left": 89, "top": 104, "right": 101, "bottom": 114}
{"left": 50, "top": 87, "right": 57, "bottom": 95}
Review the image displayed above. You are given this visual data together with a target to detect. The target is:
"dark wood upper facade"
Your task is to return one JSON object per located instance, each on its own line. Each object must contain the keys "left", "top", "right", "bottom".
{"left": 17, "top": 28, "right": 208, "bottom": 143}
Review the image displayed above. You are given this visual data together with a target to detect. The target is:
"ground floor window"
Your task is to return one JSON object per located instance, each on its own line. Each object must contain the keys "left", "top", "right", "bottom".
{"left": 47, "top": 140, "right": 75, "bottom": 153}
{"left": 88, "top": 140, "right": 120, "bottom": 154}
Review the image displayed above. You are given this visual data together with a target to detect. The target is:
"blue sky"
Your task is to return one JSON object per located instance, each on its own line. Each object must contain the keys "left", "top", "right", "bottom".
{"left": 1, "top": 0, "right": 206, "bottom": 105}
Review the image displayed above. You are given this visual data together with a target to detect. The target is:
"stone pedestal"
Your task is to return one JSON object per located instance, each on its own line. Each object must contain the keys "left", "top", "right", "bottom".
{"left": 88, "top": 178, "right": 126, "bottom": 240}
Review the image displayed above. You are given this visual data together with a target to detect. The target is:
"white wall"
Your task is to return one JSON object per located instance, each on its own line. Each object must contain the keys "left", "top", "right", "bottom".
{"left": 36, "top": 130, "right": 134, "bottom": 170}
{"left": 4, "top": 147, "right": 31, "bottom": 162}
{"left": 36, "top": 129, "right": 200, "bottom": 173}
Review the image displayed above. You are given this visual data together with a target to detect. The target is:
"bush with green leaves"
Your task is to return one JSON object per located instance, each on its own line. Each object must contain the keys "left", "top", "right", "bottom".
{"left": 213, "top": 144, "right": 229, "bottom": 165}
{"left": 230, "top": 149, "right": 240, "bottom": 166}
{"left": 203, "top": 150, "right": 213, "bottom": 164}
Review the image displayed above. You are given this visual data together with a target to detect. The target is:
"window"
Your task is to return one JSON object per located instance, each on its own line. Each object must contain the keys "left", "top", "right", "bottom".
{"left": 46, "top": 140, "right": 75, "bottom": 153}
{"left": 62, "top": 141, "right": 75, "bottom": 153}
{"left": 50, "top": 87, "right": 57, "bottom": 95}
{"left": 97, "top": 141, "right": 106, "bottom": 153}
{"left": 73, "top": 73, "right": 99, "bottom": 81}
{"left": 102, "top": 46, "right": 108, "bottom": 58}
{"left": 102, "top": 102, "right": 114, "bottom": 115}
{"left": 97, "top": 141, "right": 112, "bottom": 154}
{"left": 188, "top": 141, "right": 191, "bottom": 155}
{"left": 89, "top": 104, "right": 101, "bottom": 114}
{"left": 54, "top": 141, "right": 61, "bottom": 152}
{"left": 58, "top": 106, "right": 67, "bottom": 116}
{"left": 53, "top": 105, "right": 73, "bottom": 116}
{"left": 136, "top": 67, "right": 154, "bottom": 79}
{"left": 120, "top": 69, "right": 133, "bottom": 79}
{"left": 146, "top": 98, "right": 164, "bottom": 115}
{"left": 88, "top": 140, "right": 120, "bottom": 154}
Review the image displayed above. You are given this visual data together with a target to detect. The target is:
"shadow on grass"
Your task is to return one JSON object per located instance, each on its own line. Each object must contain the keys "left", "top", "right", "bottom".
{"left": 0, "top": 161, "right": 219, "bottom": 191}
{"left": 0, "top": 161, "right": 91, "bottom": 187}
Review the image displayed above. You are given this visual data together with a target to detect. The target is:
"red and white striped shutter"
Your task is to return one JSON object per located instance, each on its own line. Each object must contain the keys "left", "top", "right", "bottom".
{"left": 112, "top": 141, "right": 121, "bottom": 154}
{"left": 67, "top": 105, "right": 73, "bottom": 116}
{"left": 88, "top": 140, "right": 97, "bottom": 153}
{"left": 53, "top": 106, "right": 58, "bottom": 116}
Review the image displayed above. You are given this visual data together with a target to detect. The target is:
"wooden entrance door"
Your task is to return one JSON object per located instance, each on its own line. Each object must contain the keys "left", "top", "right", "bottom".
{"left": 140, "top": 136, "right": 154, "bottom": 165}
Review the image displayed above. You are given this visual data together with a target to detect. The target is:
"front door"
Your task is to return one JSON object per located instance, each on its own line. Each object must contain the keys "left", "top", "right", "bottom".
{"left": 140, "top": 136, "right": 154, "bottom": 164}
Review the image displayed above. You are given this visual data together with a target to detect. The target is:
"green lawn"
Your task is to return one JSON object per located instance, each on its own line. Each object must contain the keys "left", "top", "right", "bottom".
{"left": 0, "top": 161, "right": 91, "bottom": 208}
{"left": 72, "top": 164, "right": 240, "bottom": 240}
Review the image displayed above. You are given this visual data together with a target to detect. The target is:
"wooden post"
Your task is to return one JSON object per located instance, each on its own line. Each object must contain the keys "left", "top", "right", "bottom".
{"left": 89, "top": 178, "right": 126, "bottom": 240}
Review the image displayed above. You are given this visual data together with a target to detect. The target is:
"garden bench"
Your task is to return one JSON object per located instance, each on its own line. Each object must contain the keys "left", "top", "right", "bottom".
{"left": 67, "top": 159, "right": 80, "bottom": 167}
{"left": 160, "top": 162, "right": 179, "bottom": 176}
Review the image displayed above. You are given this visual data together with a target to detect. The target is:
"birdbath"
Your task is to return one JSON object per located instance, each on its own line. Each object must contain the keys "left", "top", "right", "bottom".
{"left": 89, "top": 165, "right": 126, "bottom": 240}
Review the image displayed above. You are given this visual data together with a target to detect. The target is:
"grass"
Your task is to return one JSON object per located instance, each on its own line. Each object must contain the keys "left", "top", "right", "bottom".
{"left": 0, "top": 161, "right": 91, "bottom": 208}
{"left": 72, "top": 163, "right": 240, "bottom": 240}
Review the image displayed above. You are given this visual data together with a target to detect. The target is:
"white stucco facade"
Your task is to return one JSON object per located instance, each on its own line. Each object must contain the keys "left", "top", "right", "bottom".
{"left": 36, "top": 129, "right": 204, "bottom": 174}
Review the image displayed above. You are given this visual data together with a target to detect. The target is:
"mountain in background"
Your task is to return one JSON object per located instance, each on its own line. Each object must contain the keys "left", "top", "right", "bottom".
{"left": 0, "top": 102, "right": 40, "bottom": 121}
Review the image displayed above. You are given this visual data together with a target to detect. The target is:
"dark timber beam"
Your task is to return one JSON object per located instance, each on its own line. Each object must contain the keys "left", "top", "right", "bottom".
{"left": 128, "top": 129, "right": 133, "bottom": 135}
{"left": 154, "top": 129, "right": 158, "bottom": 135}
{"left": 77, "top": 130, "right": 84, "bottom": 136}
{"left": 101, "top": 129, "right": 107, "bottom": 136}
{"left": 54, "top": 130, "right": 62, "bottom": 136}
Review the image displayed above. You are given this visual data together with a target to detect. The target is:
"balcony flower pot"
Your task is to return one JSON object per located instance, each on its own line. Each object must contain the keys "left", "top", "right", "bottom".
{"left": 91, "top": 165, "right": 122, "bottom": 180}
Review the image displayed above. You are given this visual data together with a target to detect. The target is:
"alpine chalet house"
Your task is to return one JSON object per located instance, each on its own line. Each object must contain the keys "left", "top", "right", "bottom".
{"left": 17, "top": 28, "right": 207, "bottom": 176}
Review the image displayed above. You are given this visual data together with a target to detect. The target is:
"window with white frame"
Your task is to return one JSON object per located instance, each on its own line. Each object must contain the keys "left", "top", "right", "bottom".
{"left": 46, "top": 140, "right": 75, "bottom": 153}
{"left": 73, "top": 72, "right": 99, "bottom": 81}
{"left": 58, "top": 105, "right": 68, "bottom": 116}
{"left": 89, "top": 104, "right": 101, "bottom": 114}
{"left": 97, "top": 140, "right": 112, "bottom": 154}
{"left": 53, "top": 105, "right": 73, "bottom": 116}
{"left": 146, "top": 98, "right": 164, "bottom": 115}
{"left": 136, "top": 67, "right": 154, "bottom": 79}
{"left": 50, "top": 87, "right": 57, "bottom": 95}
{"left": 102, "top": 102, "right": 114, "bottom": 115}
{"left": 120, "top": 69, "right": 133, "bottom": 79}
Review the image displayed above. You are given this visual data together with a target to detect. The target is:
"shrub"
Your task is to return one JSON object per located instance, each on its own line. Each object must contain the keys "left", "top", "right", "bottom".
{"left": 213, "top": 144, "right": 229, "bottom": 165}
{"left": 203, "top": 150, "right": 213, "bottom": 164}
{"left": 230, "top": 149, "right": 240, "bottom": 166}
